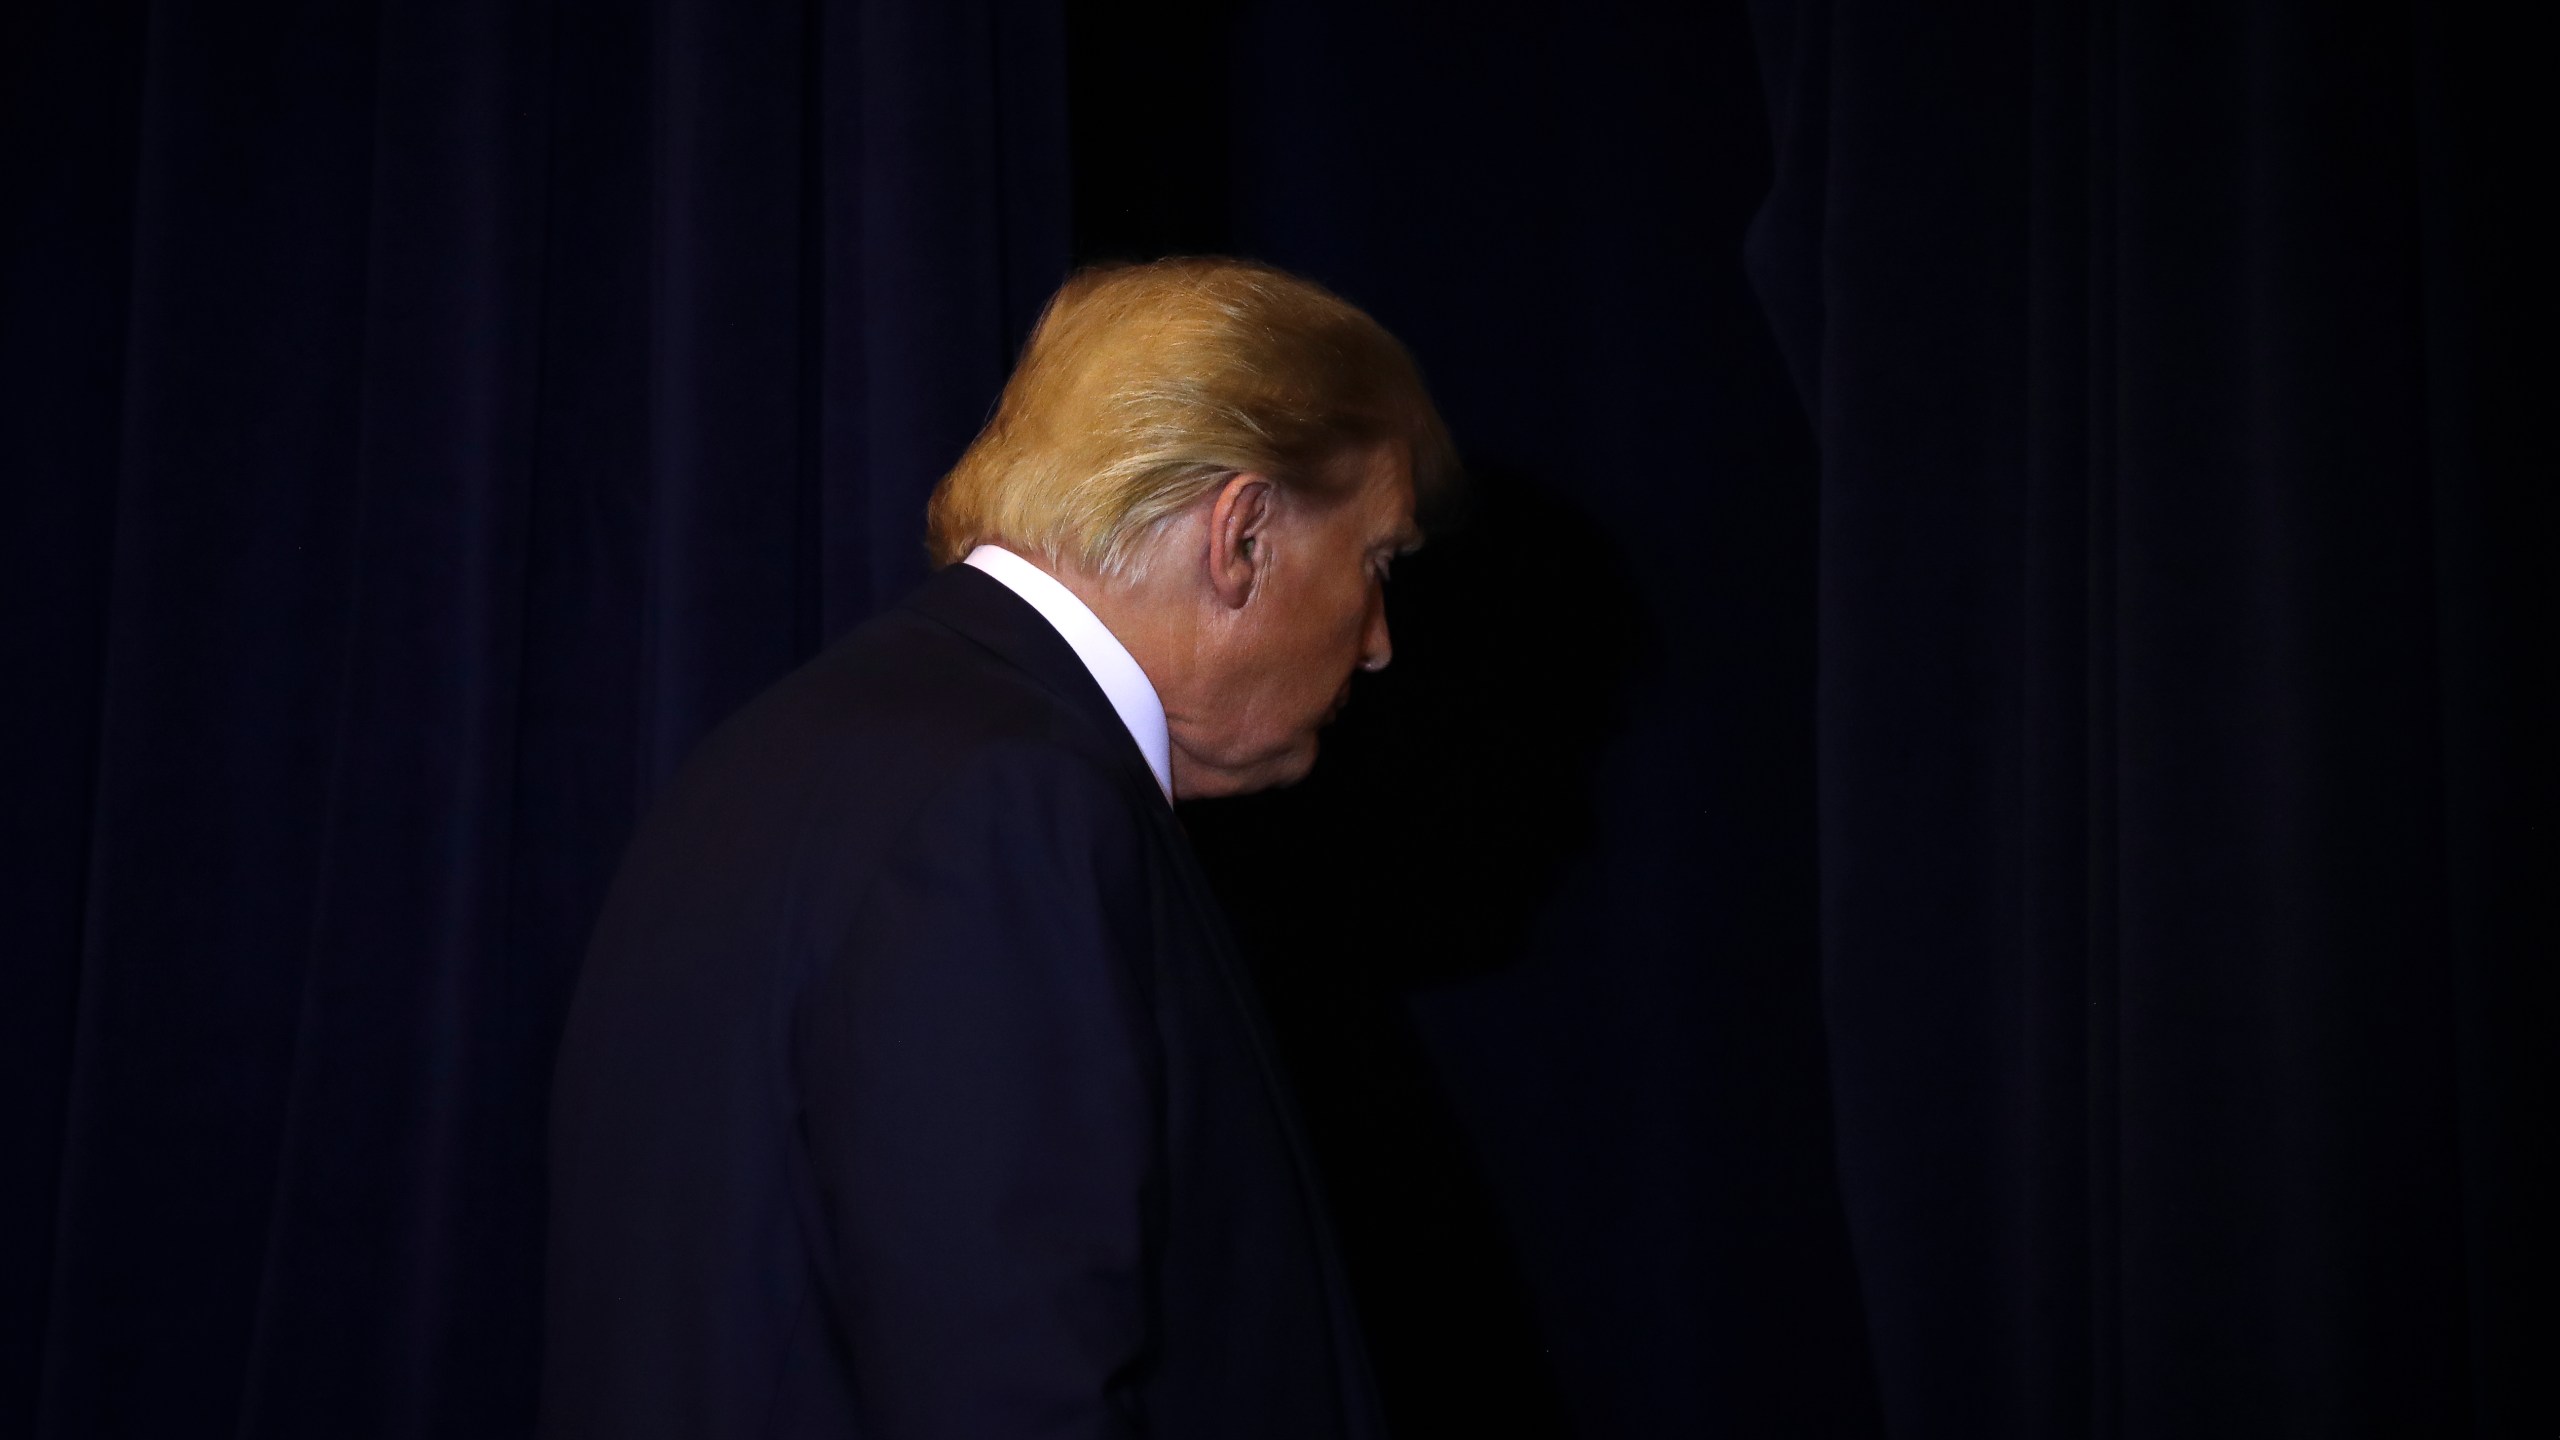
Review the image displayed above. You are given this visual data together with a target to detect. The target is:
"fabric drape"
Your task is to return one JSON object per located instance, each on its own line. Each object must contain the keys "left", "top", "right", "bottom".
{"left": 1746, "top": 0, "right": 2553, "bottom": 1432}
{"left": 5, "top": 0, "right": 2545, "bottom": 1436}
{"left": 2, "top": 2, "right": 1064, "bottom": 1435}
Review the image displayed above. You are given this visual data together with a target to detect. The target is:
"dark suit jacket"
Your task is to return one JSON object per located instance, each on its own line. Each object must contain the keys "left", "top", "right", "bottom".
{"left": 539, "top": 564, "right": 1383, "bottom": 1439}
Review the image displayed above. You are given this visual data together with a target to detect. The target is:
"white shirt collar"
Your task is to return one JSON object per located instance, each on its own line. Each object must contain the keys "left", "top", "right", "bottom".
{"left": 962, "top": 544, "right": 1174, "bottom": 805}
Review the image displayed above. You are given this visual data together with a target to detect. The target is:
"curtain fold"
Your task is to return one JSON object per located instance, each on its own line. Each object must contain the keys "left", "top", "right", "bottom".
{"left": 7, "top": 1, "right": 2545, "bottom": 1434}
{"left": 1746, "top": 0, "right": 2553, "bottom": 1433}
{"left": 0, "top": 3, "right": 1066, "bottom": 1435}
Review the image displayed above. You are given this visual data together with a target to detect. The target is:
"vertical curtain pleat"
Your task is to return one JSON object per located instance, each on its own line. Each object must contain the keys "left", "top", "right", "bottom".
{"left": 0, "top": 1, "right": 149, "bottom": 1427}
{"left": 3, "top": 3, "right": 1067, "bottom": 1435}
{"left": 40, "top": 6, "right": 389, "bottom": 1433}
{"left": 1747, "top": 0, "right": 2544, "bottom": 1432}
{"left": 230, "top": 2, "right": 553, "bottom": 1434}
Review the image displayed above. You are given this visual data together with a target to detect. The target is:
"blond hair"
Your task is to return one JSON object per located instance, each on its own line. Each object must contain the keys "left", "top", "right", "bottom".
{"left": 925, "top": 257, "right": 1457, "bottom": 574}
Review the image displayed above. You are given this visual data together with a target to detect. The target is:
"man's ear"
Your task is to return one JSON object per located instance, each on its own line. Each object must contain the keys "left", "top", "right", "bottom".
{"left": 1206, "top": 473, "right": 1273, "bottom": 610}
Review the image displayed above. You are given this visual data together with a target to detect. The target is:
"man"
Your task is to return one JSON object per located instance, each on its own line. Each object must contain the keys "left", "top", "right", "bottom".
{"left": 540, "top": 258, "right": 1456, "bottom": 1438}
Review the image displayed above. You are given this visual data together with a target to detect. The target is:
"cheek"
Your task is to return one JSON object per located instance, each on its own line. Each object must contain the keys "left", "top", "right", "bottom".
{"left": 1296, "top": 578, "right": 1371, "bottom": 691}
{"left": 1245, "top": 578, "right": 1363, "bottom": 720}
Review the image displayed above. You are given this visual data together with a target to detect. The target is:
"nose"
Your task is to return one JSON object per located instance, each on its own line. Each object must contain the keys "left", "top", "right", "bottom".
{"left": 1358, "top": 586, "right": 1393, "bottom": 672}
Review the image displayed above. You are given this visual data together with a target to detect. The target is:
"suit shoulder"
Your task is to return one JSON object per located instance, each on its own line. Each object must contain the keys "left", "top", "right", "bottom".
{"left": 889, "top": 729, "right": 1161, "bottom": 863}
{"left": 659, "top": 607, "right": 1077, "bottom": 807}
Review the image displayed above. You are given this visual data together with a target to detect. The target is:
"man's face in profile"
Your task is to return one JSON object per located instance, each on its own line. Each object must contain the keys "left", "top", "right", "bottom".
{"left": 1178, "top": 442, "right": 1420, "bottom": 796}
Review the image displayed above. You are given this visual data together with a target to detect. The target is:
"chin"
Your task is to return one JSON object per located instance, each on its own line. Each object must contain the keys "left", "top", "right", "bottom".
{"left": 1195, "top": 729, "right": 1326, "bottom": 800}
{"left": 1242, "top": 736, "right": 1323, "bottom": 795}
{"left": 1275, "top": 742, "right": 1322, "bottom": 787}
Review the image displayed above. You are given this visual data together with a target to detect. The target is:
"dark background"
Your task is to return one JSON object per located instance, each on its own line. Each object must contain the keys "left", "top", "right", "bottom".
{"left": 2, "top": 1, "right": 2548, "bottom": 1437}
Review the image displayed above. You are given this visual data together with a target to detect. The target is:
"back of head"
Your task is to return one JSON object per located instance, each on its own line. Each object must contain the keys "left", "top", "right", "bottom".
{"left": 926, "top": 257, "right": 1457, "bottom": 575}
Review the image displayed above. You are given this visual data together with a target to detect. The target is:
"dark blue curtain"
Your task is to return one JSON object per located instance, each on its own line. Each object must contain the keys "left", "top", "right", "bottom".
{"left": 3, "top": 1, "right": 1065, "bottom": 1435}
{"left": 5, "top": 0, "right": 2547, "bottom": 1437}
{"left": 1746, "top": 0, "right": 2553, "bottom": 1433}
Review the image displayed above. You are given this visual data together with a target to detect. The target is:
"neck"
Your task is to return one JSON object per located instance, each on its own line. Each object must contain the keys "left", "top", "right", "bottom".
{"left": 1044, "top": 553, "right": 1196, "bottom": 701}
{"left": 1035, "top": 550, "right": 1232, "bottom": 800}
